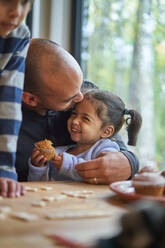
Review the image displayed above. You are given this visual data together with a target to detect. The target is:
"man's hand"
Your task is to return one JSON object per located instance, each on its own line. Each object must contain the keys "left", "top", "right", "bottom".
{"left": 75, "top": 152, "right": 132, "bottom": 184}
{"left": 0, "top": 177, "right": 26, "bottom": 198}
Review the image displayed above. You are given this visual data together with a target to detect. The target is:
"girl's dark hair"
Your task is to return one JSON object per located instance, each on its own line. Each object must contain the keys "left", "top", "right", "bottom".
{"left": 84, "top": 89, "right": 142, "bottom": 146}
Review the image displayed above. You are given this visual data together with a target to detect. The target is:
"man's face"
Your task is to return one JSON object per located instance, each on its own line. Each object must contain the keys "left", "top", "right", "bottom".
{"left": 0, "top": 0, "right": 32, "bottom": 36}
{"left": 37, "top": 70, "right": 84, "bottom": 113}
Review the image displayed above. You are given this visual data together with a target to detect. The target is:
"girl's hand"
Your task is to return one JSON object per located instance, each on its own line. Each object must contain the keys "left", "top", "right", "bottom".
{"left": 52, "top": 153, "right": 63, "bottom": 170}
{"left": 31, "top": 148, "right": 47, "bottom": 167}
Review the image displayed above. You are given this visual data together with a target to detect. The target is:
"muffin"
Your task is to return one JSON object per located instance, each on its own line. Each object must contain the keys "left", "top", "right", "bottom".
{"left": 138, "top": 165, "right": 159, "bottom": 174}
{"left": 132, "top": 172, "right": 165, "bottom": 197}
{"left": 35, "top": 139, "right": 57, "bottom": 160}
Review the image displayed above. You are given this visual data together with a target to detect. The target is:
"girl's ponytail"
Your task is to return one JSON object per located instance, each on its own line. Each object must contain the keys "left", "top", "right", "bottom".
{"left": 124, "top": 109, "right": 142, "bottom": 146}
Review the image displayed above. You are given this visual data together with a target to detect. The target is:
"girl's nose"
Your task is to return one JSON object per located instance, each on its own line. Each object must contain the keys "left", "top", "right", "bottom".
{"left": 72, "top": 116, "right": 80, "bottom": 124}
{"left": 73, "top": 92, "right": 84, "bottom": 103}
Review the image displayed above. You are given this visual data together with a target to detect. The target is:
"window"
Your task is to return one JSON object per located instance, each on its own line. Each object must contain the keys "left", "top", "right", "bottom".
{"left": 78, "top": 0, "right": 165, "bottom": 168}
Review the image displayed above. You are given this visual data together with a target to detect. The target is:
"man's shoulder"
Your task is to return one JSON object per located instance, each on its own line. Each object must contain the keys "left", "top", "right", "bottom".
{"left": 22, "top": 106, "right": 47, "bottom": 120}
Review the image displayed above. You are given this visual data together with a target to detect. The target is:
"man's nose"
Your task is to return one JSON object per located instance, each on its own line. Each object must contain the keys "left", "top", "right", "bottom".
{"left": 73, "top": 92, "right": 84, "bottom": 103}
{"left": 8, "top": 3, "right": 22, "bottom": 19}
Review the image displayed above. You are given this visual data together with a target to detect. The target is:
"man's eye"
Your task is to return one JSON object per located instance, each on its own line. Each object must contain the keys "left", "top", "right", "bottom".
{"left": 71, "top": 111, "right": 77, "bottom": 116}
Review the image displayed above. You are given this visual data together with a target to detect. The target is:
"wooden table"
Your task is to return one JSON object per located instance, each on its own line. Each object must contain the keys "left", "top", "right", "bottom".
{"left": 0, "top": 181, "right": 130, "bottom": 248}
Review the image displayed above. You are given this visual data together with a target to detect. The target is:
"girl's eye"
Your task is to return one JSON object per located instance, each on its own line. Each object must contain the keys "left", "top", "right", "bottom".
{"left": 83, "top": 116, "right": 90, "bottom": 122}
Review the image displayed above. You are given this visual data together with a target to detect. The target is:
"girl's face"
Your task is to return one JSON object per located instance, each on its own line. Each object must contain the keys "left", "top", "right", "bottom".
{"left": 67, "top": 98, "right": 106, "bottom": 145}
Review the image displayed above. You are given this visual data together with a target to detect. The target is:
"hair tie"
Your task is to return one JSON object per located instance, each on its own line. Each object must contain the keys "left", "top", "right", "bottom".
{"left": 123, "top": 109, "right": 130, "bottom": 115}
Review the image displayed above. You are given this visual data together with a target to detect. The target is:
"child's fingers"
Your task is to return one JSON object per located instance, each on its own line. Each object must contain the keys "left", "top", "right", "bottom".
{"left": 32, "top": 147, "right": 39, "bottom": 154}
{"left": 40, "top": 157, "right": 47, "bottom": 164}
{"left": 33, "top": 147, "right": 38, "bottom": 152}
{"left": 53, "top": 154, "right": 61, "bottom": 161}
{"left": 53, "top": 156, "right": 59, "bottom": 161}
{"left": 31, "top": 149, "right": 40, "bottom": 160}
{"left": 53, "top": 153, "right": 63, "bottom": 161}
{"left": 36, "top": 160, "right": 47, "bottom": 167}
{"left": 32, "top": 154, "right": 47, "bottom": 167}
{"left": 33, "top": 155, "right": 45, "bottom": 164}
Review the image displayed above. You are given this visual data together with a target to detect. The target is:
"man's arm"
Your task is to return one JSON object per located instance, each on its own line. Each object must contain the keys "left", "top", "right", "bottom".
{"left": 111, "top": 134, "right": 139, "bottom": 178}
{"left": 76, "top": 135, "right": 138, "bottom": 185}
{"left": 58, "top": 139, "right": 120, "bottom": 183}
{"left": 0, "top": 24, "right": 30, "bottom": 197}
{"left": 76, "top": 152, "right": 131, "bottom": 184}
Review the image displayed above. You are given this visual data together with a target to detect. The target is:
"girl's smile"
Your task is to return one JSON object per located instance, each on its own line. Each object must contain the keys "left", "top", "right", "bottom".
{"left": 67, "top": 98, "right": 105, "bottom": 145}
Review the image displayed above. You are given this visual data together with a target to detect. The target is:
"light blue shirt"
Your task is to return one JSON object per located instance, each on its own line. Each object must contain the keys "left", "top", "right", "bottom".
{"left": 28, "top": 138, "right": 119, "bottom": 182}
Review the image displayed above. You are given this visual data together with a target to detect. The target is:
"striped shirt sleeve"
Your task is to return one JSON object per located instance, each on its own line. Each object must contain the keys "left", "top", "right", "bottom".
{"left": 0, "top": 24, "right": 30, "bottom": 180}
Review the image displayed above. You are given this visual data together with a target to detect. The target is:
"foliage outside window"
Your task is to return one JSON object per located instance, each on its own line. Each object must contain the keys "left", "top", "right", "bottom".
{"left": 81, "top": 0, "right": 165, "bottom": 168}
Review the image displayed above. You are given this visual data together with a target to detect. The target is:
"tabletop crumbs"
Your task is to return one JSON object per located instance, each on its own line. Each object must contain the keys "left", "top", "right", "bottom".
{"left": 10, "top": 211, "right": 38, "bottom": 221}
{"left": 76, "top": 190, "right": 94, "bottom": 194}
{"left": 40, "top": 186, "right": 53, "bottom": 191}
{"left": 61, "top": 191, "right": 91, "bottom": 198}
{"left": 0, "top": 213, "right": 6, "bottom": 220}
{"left": 42, "top": 196, "right": 56, "bottom": 202}
{"left": 31, "top": 200, "right": 46, "bottom": 207}
{"left": 46, "top": 210, "right": 111, "bottom": 220}
{"left": 0, "top": 206, "right": 11, "bottom": 221}
{"left": 25, "top": 186, "right": 38, "bottom": 192}
{"left": 54, "top": 195, "right": 67, "bottom": 201}
{"left": 42, "top": 195, "right": 67, "bottom": 202}
{"left": 0, "top": 206, "right": 11, "bottom": 213}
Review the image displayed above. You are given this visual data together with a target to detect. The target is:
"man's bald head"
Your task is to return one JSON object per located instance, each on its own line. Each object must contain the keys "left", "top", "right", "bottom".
{"left": 24, "top": 38, "right": 82, "bottom": 94}
{"left": 24, "top": 38, "right": 83, "bottom": 113}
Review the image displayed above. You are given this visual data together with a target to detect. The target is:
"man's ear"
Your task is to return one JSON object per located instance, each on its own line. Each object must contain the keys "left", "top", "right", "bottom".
{"left": 22, "top": 91, "right": 39, "bottom": 107}
{"left": 101, "top": 125, "right": 115, "bottom": 138}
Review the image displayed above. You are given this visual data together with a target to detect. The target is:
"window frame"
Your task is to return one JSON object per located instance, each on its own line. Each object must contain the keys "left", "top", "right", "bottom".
{"left": 71, "top": 0, "right": 84, "bottom": 65}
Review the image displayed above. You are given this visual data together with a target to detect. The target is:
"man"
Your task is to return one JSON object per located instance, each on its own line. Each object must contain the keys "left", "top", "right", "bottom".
{"left": 16, "top": 38, "right": 138, "bottom": 183}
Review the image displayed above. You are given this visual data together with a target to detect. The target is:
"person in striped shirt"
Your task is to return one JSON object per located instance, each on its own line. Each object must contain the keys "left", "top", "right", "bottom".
{"left": 0, "top": 0, "right": 33, "bottom": 198}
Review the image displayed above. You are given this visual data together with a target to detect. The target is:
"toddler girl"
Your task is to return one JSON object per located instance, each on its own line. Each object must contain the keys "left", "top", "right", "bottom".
{"left": 28, "top": 89, "right": 142, "bottom": 182}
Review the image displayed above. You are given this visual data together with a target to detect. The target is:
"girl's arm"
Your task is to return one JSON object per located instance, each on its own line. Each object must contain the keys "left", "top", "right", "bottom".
{"left": 28, "top": 148, "right": 49, "bottom": 181}
{"left": 52, "top": 139, "right": 120, "bottom": 182}
{"left": 28, "top": 158, "right": 49, "bottom": 182}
